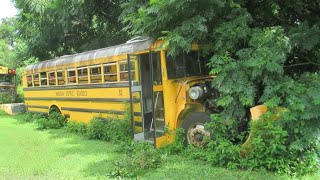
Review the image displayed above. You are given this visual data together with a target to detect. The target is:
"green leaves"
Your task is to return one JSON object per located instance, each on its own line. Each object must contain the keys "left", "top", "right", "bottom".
{"left": 14, "top": 0, "right": 128, "bottom": 60}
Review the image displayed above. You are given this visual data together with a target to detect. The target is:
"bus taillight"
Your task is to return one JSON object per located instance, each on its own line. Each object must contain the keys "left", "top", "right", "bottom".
{"left": 8, "top": 69, "right": 16, "bottom": 74}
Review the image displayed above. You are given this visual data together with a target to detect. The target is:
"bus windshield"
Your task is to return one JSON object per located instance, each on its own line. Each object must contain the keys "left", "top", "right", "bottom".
{"left": 0, "top": 75, "right": 15, "bottom": 85}
{"left": 166, "top": 51, "right": 209, "bottom": 79}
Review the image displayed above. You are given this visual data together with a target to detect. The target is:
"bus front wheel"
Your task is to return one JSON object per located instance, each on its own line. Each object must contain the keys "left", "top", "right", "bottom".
{"left": 181, "top": 112, "right": 211, "bottom": 147}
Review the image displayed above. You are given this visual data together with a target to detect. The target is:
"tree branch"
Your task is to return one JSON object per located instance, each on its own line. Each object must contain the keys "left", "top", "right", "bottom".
{"left": 284, "top": 62, "right": 320, "bottom": 67}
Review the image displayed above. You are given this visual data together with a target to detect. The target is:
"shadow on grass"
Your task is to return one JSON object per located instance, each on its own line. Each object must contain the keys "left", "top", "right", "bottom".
{"left": 44, "top": 128, "right": 122, "bottom": 178}
{"left": 47, "top": 128, "right": 119, "bottom": 155}
{"left": 81, "top": 159, "right": 116, "bottom": 177}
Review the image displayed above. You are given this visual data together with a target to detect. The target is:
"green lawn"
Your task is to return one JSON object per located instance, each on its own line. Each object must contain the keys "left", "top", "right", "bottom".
{"left": 0, "top": 113, "right": 318, "bottom": 179}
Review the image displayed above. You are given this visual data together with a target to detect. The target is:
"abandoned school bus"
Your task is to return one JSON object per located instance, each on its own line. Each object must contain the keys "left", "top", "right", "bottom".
{"left": 23, "top": 37, "right": 221, "bottom": 147}
{"left": 0, "top": 66, "right": 17, "bottom": 103}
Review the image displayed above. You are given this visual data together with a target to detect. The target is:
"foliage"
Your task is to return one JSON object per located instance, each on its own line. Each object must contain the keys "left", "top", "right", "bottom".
{"left": 0, "top": 93, "right": 14, "bottom": 104}
{"left": 0, "top": 109, "right": 7, "bottom": 116}
{"left": 35, "top": 112, "right": 67, "bottom": 130}
{"left": 65, "top": 121, "right": 88, "bottom": 135}
{"left": 22, "top": 112, "right": 45, "bottom": 122}
{"left": 121, "top": 0, "right": 320, "bottom": 175}
{"left": 107, "top": 142, "right": 163, "bottom": 179}
{"left": 85, "top": 117, "right": 107, "bottom": 140}
{"left": 160, "top": 128, "right": 185, "bottom": 155}
{"left": 3, "top": 0, "right": 319, "bottom": 175}
{"left": 84, "top": 115, "right": 132, "bottom": 142}
{"left": 103, "top": 115, "right": 132, "bottom": 142}
{"left": 13, "top": 0, "right": 129, "bottom": 61}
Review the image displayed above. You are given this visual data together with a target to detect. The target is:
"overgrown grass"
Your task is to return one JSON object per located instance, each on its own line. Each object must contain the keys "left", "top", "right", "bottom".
{"left": 1, "top": 112, "right": 319, "bottom": 179}
{"left": 0, "top": 114, "right": 118, "bottom": 179}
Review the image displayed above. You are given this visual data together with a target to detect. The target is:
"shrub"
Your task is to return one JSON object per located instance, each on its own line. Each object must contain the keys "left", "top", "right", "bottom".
{"left": 103, "top": 116, "right": 132, "bottom": 142}
{"left": 85, "top": 115, "right": 132, "bottom": 142}
{"left": 86, "top": 117, "right": 107, "bottom": 140}
{"left": 107, "top": 142, "right": 163, "bottom": 179}
{"left": 0, "top": 93, "right": 14, "bottom": 104}
{"left": 160, "top": 128, "right": 185, "bottom": 155}
{"left": 0, "top": 109, "right": 7, "bottom": 116}
{"left": 35, "top": 112, "right": 67, "bottom": 130}
{"left": 184, "top": 110, "right": 319, "bottom": 176}
{"left": 65, "top": 121, "right": 88, "bottom": 135}
{"left": 21, "top": 112, "right": 45, "bottom": 123}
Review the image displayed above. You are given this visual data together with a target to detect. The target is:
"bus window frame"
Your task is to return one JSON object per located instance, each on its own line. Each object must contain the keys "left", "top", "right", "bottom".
{"left": 103, "top": 62, "right": 118, "bottom": 83}
{"left": 40, "top": 72, "right": 48, "bottom": 87}
{"left": 89, "top": 65, "right": 102, "bottom": 84}
{"left": 26, "top": 75, "right": 33, "bottom": 87}
{"left": 119, "top": 60, "right": 136, "bottom": 82}
{"left": 57, "top": 70, "right": 66, "bottom": 86}
{"left": 33, "top": 73, "right": 40, "bottom": 87}
{"left": 67, "top": 69, "right": 77, "bottom": 84}
{"left": 77, "top": 66, "right": 89, "bottom": 84}
{"left": 48, "top": 71, "right": 56, "bottom": 86}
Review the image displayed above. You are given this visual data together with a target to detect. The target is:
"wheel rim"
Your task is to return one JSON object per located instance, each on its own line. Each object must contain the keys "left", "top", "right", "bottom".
{"left": 187, "top": 123, "right": 210, "bottom": 147}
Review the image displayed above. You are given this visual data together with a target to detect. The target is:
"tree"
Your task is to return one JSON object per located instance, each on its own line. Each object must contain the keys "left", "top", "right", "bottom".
{"left": 14, "top": 0, "right": 129, "bottom": 61}
{"left": 121, "top": 0, "right": 320, "bottom": 174}
{"left": 0, "top": 18, "right": 19, "bottom": 68}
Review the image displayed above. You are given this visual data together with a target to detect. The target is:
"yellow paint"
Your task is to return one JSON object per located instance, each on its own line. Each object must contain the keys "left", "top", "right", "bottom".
{"left": 0, "top": 66, "right": 9, "bottom": 74}
{"left": 241, "top": 105, "right": 285, "bottom": 156}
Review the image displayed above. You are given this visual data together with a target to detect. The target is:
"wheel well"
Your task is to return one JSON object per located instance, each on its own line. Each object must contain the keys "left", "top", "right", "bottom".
{"left": 49, "top": 105, "right": 61, "bottom": 114}
{"left": 176, "top": 104, "right": 206, "bottom": 128}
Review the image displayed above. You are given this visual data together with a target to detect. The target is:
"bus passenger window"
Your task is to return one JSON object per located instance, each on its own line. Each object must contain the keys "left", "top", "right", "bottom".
{"left": 26, "top": 75, "right": 33, "bottom": 87}
{"left": 104, "top": 63, "right": 117, "bottom": 82}
{"left": 33, "top": 74, "right": 39, "bottom": 87}
{"left": 90, "top": 65, "right": 102, "bottom": 83}
{"left": 77, "top": 67, "right": 88, "bottom": 84}
{"left": 67, "top": 69, "right": 76, "bottom": 84}
{"left": 57, "top": 71, "right": 66, "bottom": 85}
{"left": 40, "top": 72, "right": 47, "bottom": 86}
{"left": 119, "top": 61, "right": 135, "bottom": 81}
{"left": 49, "top": 72, "right": 56, "bottom": 86}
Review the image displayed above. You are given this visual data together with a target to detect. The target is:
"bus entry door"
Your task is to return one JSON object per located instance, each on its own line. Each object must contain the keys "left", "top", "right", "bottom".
{"left": 128, "top": 54, "right": 155, "bottom": 143}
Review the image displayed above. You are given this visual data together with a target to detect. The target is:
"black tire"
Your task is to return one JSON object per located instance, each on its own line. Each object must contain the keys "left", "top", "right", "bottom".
{"left": 181, "top": 112, "right": 212, "bottom": 147}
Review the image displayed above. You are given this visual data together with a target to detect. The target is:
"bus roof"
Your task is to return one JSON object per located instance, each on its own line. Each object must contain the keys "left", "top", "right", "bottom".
{"left": 25, "top": 37, "right": 154, "bottom": 73}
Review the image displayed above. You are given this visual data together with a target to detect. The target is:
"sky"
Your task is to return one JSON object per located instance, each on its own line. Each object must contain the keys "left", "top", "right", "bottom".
{"left": 0, "top": 0, "right": 18, "bottom": 20}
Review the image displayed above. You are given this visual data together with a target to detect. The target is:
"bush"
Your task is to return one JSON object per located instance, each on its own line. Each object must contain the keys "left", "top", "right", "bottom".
{"left": 65, "top": 121, "right": 88, "bottom": 135}
{"left": 103, "top": 116, "right": 132, "bottom": 142}
{"left": 0, "top": 93, "right": 14, "bottom": 104}
{"left": 0, "top": 109, "right": 7, "bottom": 116}
{"left": 86, "top": 117, "right": 107, "bottom": 139}
{"left": 21, "top": 112, "right": 45, "bottom": 123}
{"left": 184, "top": 111, "right": 319, "bottom": 176}
{"left": 160, "top": 128, "right": 185, "bottom": 155}
{"left": 107, "top": 142, "right": 163, "bottom": 179}
{"left": 85, "top": 115, "right": 131, "bottom": 142}
{"left": 35, "top": 112, "right": 67, "bottom": 130}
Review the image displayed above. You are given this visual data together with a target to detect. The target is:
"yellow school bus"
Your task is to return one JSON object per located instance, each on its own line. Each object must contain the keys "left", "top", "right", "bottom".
{"left": 23, "top": 37, "right": 219, "bottom": 147}
{"left": 0, "top": 66, "right": 17, "bottom": 103}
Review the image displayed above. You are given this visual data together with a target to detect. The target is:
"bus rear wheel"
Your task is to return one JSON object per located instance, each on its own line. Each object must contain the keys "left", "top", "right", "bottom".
{"left": 49, "top": 106, "right": 61, "bottom": 115}
{"left": 181, "top": 112, "right": 211, "bottom": 147}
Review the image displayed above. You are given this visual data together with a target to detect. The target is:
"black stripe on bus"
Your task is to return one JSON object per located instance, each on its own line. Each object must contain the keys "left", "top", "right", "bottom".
{"left": 23, "top": 83, "right": 129, "bottom": 91}
{"left": 24, "top": 97, "right": 140, "bottom": 103}
{"left": 27, "top": 105, "right": 49, "bottom": 109}
{"left": 61, "top": 107, "right": 142, "bottom": 116}
{"left": 61, "top": 107, "right": 123, "bottom": 114}
{"left": 135, "top": 121, "right": 142, "bottom": 127}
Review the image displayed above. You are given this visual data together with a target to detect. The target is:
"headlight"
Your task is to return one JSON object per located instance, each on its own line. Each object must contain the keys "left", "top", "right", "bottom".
{"left": 188, "top": 86, "right": 204, "bottom": 100}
